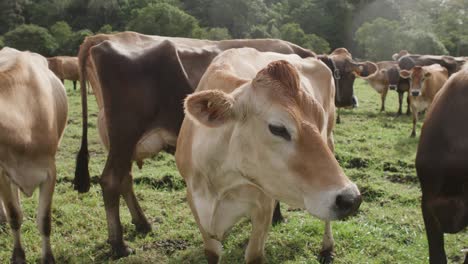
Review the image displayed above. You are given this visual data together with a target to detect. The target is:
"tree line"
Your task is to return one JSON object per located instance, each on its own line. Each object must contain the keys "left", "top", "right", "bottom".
{"left": 0, "top": 0, "right": 466, "bottom": 60}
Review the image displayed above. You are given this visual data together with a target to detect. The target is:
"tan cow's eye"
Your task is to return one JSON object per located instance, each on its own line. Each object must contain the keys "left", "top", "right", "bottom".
{"left": 268, "top": 124, "right": 291, "bottom": 141}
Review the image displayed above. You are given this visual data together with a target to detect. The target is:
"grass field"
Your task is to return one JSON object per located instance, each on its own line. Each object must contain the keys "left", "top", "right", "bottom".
{"left": 0, "top": 79, "right": 466, "bottom": 264}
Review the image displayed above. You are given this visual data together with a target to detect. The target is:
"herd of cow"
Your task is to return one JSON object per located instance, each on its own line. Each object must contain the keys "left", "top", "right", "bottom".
{"left": 0, "top": 31, "right": 466, "bottom": 264}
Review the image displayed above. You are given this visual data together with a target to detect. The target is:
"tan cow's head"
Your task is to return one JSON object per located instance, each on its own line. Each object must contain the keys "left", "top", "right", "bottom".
{"left": 400, "top": 66, "right": 431, "bottom": 97}
{"left": 185, "top": 60, "right": 361, "bottom": 220}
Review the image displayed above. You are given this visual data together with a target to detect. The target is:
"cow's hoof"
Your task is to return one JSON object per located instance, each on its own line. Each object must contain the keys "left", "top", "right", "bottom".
{"left": 410, "top": 132, "right": 416, "bottom": 138}
{"left": 247, "top": 255, "right": 265, "bottom": 264}
{"left": 11, "top": 247, "right": 26, "bottom": 264}
{"left": 204, "top": 250, "right": 220, "bottom": 264}
{"left": 134, "top": 221, "right": 152, "bottom": 235}
{"left": 272, "top": 205, "right": 285, "bottom": 226}
{"left": 318, "top": 249, "right": 334, "bottom": 264}
{"left": 41, "top": 252, "right": 56, "bottom": 264}
{"left": 111, "top": 243, "right": 134, "bottom": 259}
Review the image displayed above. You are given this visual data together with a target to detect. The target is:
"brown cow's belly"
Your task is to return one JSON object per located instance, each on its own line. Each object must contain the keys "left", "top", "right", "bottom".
{"left": 97, "top": 110, "right": 177, "bottom": 163}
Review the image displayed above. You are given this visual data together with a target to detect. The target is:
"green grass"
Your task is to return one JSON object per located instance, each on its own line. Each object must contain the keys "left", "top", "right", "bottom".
{"left": 0, "top": 80, "right": 466, "bottom": 263}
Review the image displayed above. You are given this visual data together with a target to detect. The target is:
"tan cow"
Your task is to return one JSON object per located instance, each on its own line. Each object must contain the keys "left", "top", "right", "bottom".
{"left": 47, "top": 56, "right": 79, "bottom": 90}
{"left": 0, "top": 47, "right": 68, "bottom": 263}
{"left": 400, "top": 64, "right": 448, "bottom": 137}
{"left": 175, "top": 48, "right": 362, "bottom": 264}
{"left": 364, "top": 61, "right": 398, "bottom": 112}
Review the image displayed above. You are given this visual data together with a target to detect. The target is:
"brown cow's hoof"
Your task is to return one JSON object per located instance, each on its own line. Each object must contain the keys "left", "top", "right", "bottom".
{"left": 204, "top": 250, "right": 220, "bottom": 264}
{"left": 111, "top": 243, "right": 134, "bottom": 259}
{"left": 318, "top": 249, "right": 334, "bottom": 264}
{"left": 11, "top": 247, "right": 26, "bottom": 264}
{"left": 41, "top": 252, "right": 56, "bottom": 264}
{"left": 134, "top": 221, "right": 152, "bottom": 235}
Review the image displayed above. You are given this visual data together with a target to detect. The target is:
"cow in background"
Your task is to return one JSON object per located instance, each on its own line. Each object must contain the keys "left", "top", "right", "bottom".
{"left": 47, "top": 56, "right": 80, "bottom": 90}
{"left": 416, "top": 64, "right": 468, "bottom": 264}
{"left": 363, "top": 61, "right": 400, "bottom": 112}
{"left": 0, "top": 47, "right": 68, "bottom": 264}
{"left": 318, "top": 48, "right": 378, "bottom": 123}
{"left": 400, "top": 64, "right": 448, "bottom": 137}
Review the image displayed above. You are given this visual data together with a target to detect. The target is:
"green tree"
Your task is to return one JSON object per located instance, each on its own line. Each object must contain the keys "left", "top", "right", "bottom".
{"left": 97, "top": 24, "right": 114, "bottom": 34}
{"left": 355, "top": 18, "right": 405, "bottom": 60}
{"left": 127, "top": 3, "right": 200, "bottom": 37}
{"left": 279, "top": 23, "right": 330, "bottom": 54}
{"left": 0, "top": 36, "right": 4, "bottom": 49}
{"left": 403, "top": 31, "right": 448, "bottom": 55}
{"left": 60, "top": 29, "right": 94, "bottom": 56}
{"left": 200, "top": 27, "right": 231, "bottom": 40}
{"left": 3, "top": 24, "right": 57, "bottom": 56}
{"left": 50, "top": 21, "right": 72, "bottom": 46}
{"left": 0, "top": 0, "right": 25, "bottom": 34}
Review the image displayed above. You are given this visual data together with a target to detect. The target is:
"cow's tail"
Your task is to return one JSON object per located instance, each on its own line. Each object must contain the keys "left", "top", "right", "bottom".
{"left": 289, "top": 42, "right": 317, "bottom": 58}
{"left": 74, "top": 38, "right": 91, "bottom": 193}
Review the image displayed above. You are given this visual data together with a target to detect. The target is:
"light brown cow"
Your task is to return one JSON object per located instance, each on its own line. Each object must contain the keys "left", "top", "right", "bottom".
{"left": 400, "top": 64, "right": 448, "bottom": 137}
{"left": 175, "top": 48, "right": 361, "bottom": 264}
{"left": 47, "top": 56, "right": 79, "bottom": 90}
{"left": 0, "top": 47, "right": 68, "bottom": 264}
{"left": 364, "top": 61, "right": 398, "bottom": 112}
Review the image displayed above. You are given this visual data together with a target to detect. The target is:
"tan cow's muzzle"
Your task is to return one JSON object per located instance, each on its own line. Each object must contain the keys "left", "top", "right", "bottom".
{"left": 304, "top": 183, "right": 361, "bottom": 220}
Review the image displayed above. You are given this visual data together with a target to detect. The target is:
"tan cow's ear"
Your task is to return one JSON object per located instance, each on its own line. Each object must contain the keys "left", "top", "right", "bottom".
{"left": 185, "top": 90, "right": 236, "bottom": 127}
{"left": 400, "top": 70, "right": 411, "bottom": 79}
{"left": 353, "top": 61, "right": 378, "bottom": 78}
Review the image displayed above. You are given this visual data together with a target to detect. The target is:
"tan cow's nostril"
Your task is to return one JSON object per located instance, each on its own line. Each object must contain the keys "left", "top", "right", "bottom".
{"left": 335, "top": 191, "right": 362, "bottom": 218}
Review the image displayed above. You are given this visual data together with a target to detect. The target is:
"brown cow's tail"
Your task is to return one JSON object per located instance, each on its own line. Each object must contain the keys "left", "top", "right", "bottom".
{"left": 74, "top": 39, "right": 91, "bottom": 193}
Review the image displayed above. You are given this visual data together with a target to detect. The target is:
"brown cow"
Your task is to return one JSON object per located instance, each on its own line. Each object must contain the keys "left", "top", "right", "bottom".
{"left": 317, "top": 48, "right": 378, "bottom": 123}
{"left": 47, "top": 56, "right": 79, "bottom": 90}
{"left": 400, "top": 64, "right": 448, "bottom": 137}
{"left": 73, "top": 31, "right": 321, "bottom": 257}
{"left": 0, "top": 47, "right": 68, "bottom": 264}
{"left": 397, "top": 52, "right": 463, "bottom": 76}
{"left": 416, "top": 64, "right": 468, "bottom": 264}
{"left": 176, "top": 48, "right": 361, "bottom": 264}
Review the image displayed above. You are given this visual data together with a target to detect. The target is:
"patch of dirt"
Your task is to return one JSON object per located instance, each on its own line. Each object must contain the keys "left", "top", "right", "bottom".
{"left": 134, "top": 175, "right": 185, "bottom": 190}
{"left": 346, "top": 157, "right": 370, "bottom": 169}
{"left": 142, "top": 239, "right": 189, "bottom": 255}
{"left": 359, "top": 185, "right": 385, "bottom": 202}
{"left": 386, "top": 173, "right": 418, "bottom": 184}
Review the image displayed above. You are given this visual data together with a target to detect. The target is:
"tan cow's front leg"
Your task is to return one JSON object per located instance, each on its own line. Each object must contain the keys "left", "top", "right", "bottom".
{"left": 245, "top": 195, "right": 275, "bottom": 264}
{"left": 380, "top": 88, "right": 388, "bottom": 112}
{"left": 36, "top": 166, "right": 56, "bottom": 264}
{"left": 0, "top": 198, "right": 6, "bottom": 224}
{"left": 411, "top": 104, "right": 418, "bottom": 137}
{"left": 319, "top": 221, "right": 334, "bottom": 264}
{"left": 186, "top": 189, "right": 222, "bottom": 264}
{"left": 0, "top": 173, "right": 25, "bottom": 264}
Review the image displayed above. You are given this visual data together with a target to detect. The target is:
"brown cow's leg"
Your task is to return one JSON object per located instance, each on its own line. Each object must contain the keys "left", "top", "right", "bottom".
{"left": 271, "top": 201, "right": 284, "bottom": 225}
{"left": 245, "top": 196, "right": 274, "bottom": 264}
{"left": 0, "top": 173, "right": 25, "bottom": 264}
{"left": 100, "top": 160, "right": 133, "bottom": 258}
{"left": 318, "top": 221, "right": 334, "bottom": 264}
{"left": 60, "top": 79, "right": 64, "bottom": 84}
{"left": 411, "top": 105, "right": 418, "bottom": 137}
{"left": 73, "top": 81, "right": 77, "bottom": 91}
{"left": 397, "top": 92, "right": 403, "bottom": 116}
{"left": 336, "top": 109, "right": 341, "bottom": 124}
{"left": 37, "top": 166, "right": 56, "bottom": 264}
{"left": 122, "top": 171, "right": 151, "bottom": 234}
{"left": 422, "top": 199, "right": 447, "bottom": 264}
